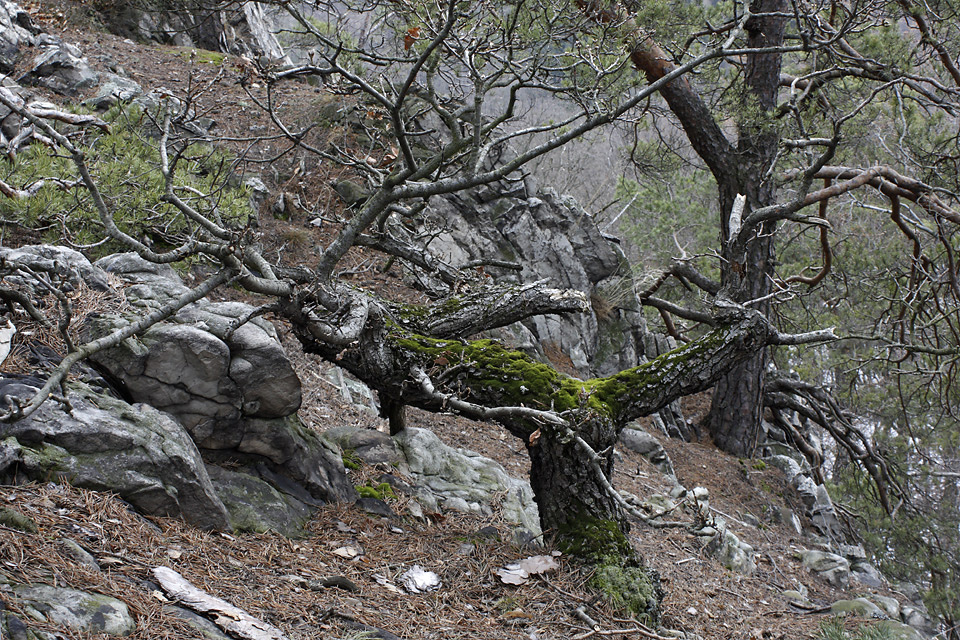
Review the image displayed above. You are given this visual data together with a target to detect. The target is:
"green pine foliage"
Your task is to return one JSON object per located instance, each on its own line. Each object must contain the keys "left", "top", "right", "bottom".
{"left": 0, "top": 106, "right": 251, "bottom": 258}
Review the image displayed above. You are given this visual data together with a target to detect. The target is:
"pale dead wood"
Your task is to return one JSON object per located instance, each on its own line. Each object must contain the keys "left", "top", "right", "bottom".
{"left": 152, "top": 567, "right": 288, "bottom": 640}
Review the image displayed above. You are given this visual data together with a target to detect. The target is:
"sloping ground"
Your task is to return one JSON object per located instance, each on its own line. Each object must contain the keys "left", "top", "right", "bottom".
{"left": 0, "top": 5, "right": 922, "bottom": 640}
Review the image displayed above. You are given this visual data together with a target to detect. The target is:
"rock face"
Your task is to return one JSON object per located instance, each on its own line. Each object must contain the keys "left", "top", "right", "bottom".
{"left": 0, "top": 379, "right": 231, "bottom": 530}
{"left": 421, "top": 189, "right": 643, "bottom": 375}
{"left": 393, "top": 427, "right": 540, "bottom": 536}
{"left": 99, "top": 0, "right": 287, "bottom": 62}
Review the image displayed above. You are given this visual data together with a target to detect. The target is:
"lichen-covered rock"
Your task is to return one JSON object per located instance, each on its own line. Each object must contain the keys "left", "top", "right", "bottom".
{"left": 1, "top": 380, "right": 230, "bottom": 530}
{"left": 830, "top": 598, "right": 885, "bottom": 618}
{"left": 394, "top": 427, "right": 540, "bottom": 536}
{"left": 90, "top": 253, "right": 302, "bottom": 427}
{"left": 10, "top": 584, "right": 136, "bottom": 636}
{"left": 85, "top": 73, "right": 143, "bottom": 109}
{"left": 704, "top": 528, "right": 755, "bottom": 574}
{"left": 206, "top": 464, "right": 312, "bottom": 537}
{"left": 876, "top": 621, "right": 926, "bottom": 640}
{"left": 797, "top": 549, "right": 850, "bottom": 588}
{"left": 100, "top": 0, "right": 287, "bottom": 62}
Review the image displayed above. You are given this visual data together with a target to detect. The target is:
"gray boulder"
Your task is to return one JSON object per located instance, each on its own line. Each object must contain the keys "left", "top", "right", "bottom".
{"left": 87, "top": 253, "right": 302, "bottom": 432}
{"left": 792, "top": 475, "right": 843, "bottom": 539}
{"left": 206, "top": 464, "right": 312, "bottom": 537}
{"left": 394, "top": 427, "right": 540, "bottom": 536}
{"left": 877, "top": 621, "right": 926, "bottom": 640}
{"left": 19, "top": 39, "right": 99, "bottom": 95}
{"left": 829, "top": 598, "right": 885, "bottom": 619}
{"left": 619, "top": 422, "right": 676, "bottom": 480}
{"left": 798, "top": 549, "right": 850, "bottom": 588}
{"left": 9, "top": 584, "right": 135, "bottom": 636}
{"left": 85, "top": 73, "right": 143, "bottom": 109}
{"left": 228, "top": 415, "right": 357, "bottom": 504}
{"left": 700, "top": 526, "right": 756, "bottom": 574}
{"left": 323, "top": 425, "right": 404, "bottom": 466}
{"left": 0, "top": 245, "right": 110, "bottom": 293}
{"left": 0, "top": 380, "right": 230, "bottom": 530}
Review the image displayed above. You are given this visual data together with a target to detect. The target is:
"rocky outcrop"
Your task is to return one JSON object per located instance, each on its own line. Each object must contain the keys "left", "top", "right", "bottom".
{"left": 0, "top": 378, "right": 231, "bottom": 530}
{"left": 420, "top": 189, "right": 642, "bottom": 376}
{"left": 2, "top": 245, "right": 355, "bottom": 532}
{"left": 619, "top": 422, "right": 677, "bottom": 481}
{"left": 99, "top": 0, "right": 287, "bottom": 63}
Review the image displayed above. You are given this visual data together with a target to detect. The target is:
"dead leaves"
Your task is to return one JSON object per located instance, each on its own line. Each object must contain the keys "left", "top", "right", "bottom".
{"left": 404, "top": 27, "right": 420, "bottom": 51}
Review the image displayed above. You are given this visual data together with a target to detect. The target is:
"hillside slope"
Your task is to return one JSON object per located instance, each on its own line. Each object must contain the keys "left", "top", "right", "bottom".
{"left": 0, "top": 3, "right": 935, "bottom": 640}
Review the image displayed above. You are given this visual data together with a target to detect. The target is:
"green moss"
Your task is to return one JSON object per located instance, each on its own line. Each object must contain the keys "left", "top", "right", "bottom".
{"left": 588, "top": 562, "right": 662, "bottom": 624}
{"left": 342, "top": 449, "right": 362, "bottom": 470}
{"left": 170, "top": 46, "right": 228, "bottom": 65}
{"left": 356, "top": 482, "right": 396, "bottom": 500}
{"left": 555, "top": 513, "right": 632, "bottom": 561}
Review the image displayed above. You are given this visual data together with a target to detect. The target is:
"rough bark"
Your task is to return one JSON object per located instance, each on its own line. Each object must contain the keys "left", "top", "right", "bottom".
{"left": 286, "top": 286, "right": 773, "bottom": 541}
{"left": 705, "top": 0, "right": 787, "bottom": 456}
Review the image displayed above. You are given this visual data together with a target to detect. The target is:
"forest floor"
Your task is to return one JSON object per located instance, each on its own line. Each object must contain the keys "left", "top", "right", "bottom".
{"left": 0, "top": 3, "right": 915, "bottom": 639}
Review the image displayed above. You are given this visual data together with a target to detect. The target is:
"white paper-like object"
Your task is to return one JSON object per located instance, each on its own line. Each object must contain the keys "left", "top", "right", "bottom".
{"left": 400, "top": 565, "right": 441, "bottom": 593}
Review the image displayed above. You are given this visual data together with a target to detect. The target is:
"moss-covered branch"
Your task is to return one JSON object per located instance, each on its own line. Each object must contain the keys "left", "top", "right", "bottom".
{"left": 389, "top": 306, "right": 773, "bottom": 435}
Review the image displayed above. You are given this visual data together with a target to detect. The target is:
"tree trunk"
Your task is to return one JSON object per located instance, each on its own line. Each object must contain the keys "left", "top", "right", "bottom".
{"left": 527, "top": 412, "right": 628, "bottom": 555}
{"left": 704, "top": 0, "right": 787, "bottom": 456}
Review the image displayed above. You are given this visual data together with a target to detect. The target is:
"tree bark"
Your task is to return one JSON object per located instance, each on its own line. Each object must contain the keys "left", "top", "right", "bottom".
{"left": 704, "top": 0, "right": 787, "bottom": 456}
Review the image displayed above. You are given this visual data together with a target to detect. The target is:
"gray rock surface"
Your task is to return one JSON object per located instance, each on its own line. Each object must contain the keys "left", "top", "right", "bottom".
{"left": 829, "top": 598, "right": 885, "bottom": 618}
{"left": 85, "top": 73, "right": 143, "bottom": 109}
{"left": 323, "top": 426, "right": 404, "bottom": 466}
{"left": 420, "top": 189, "right": 636, "bottom": 376}
{"left": 1, "top": 380, "right": 230, "bottom": 530}
{"left": 0, "top": 245, "right": 110, "bottom": 293}
{"left": 394, "top": 427, "right": 540, "bottom": 536}
{"left": 206, "top": 464, "right": 312, "bottom": 537}
{"left": 9, "top": 584, "right": 136, "bottom": 636}
{"left": 0, "top": 0, "right": 39, "bottom": 72}
{"left": 798, "top": 549, "right": 850, "bottom": 588}
{"left": 90, "top": 253, "right": 302, "bottom": 429}
{"left": 701, "top": 526, "right": 756, "bottom": 574}
{"left": 104, "top": 0, "right": 287, "bottom": 63}
{"left": 20, "top": 39, "right": 99, "bottom": 95}
{"left": 619, "top": 422, "right": 677, "bottom": 480}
